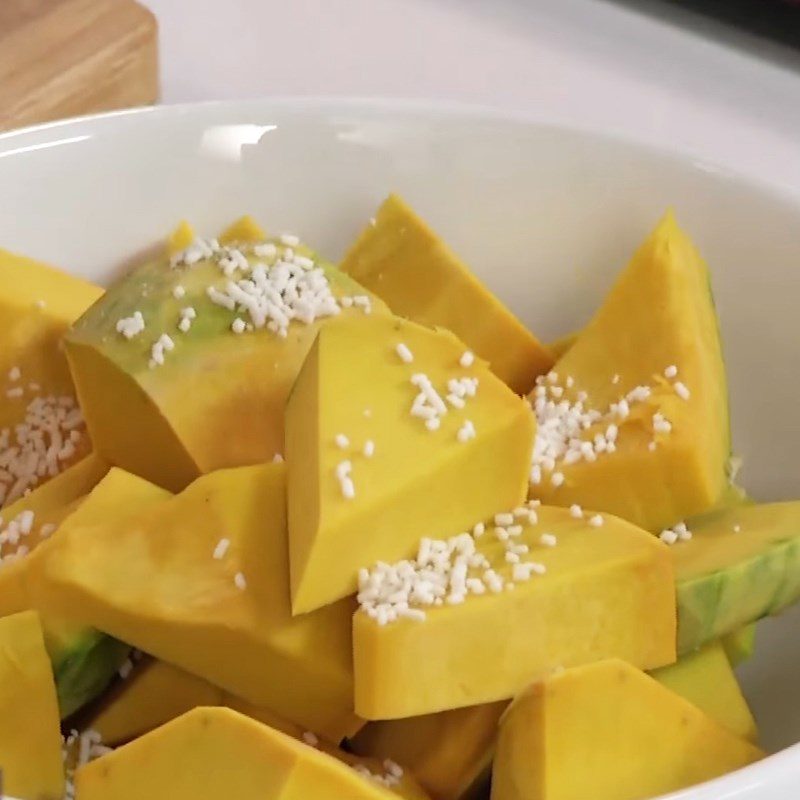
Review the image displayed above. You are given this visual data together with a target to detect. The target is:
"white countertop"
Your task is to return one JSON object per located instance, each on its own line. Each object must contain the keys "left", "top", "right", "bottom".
{"left": 146, "top": 0, "right": 800, "bottom": 190}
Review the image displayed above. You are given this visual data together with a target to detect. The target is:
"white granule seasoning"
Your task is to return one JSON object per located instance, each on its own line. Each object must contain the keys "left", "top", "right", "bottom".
{"left": 363, "top": 440, "right": 375, "bottom": 458}
{"left": 7, "top": 367, "right": 20, "bottom": 382}
{"left": 611, "top": 374, "right": 620, "bottom": 385}
{"left": 733, "top": 524, "right": 741, "bottom": 533}
{"left": 446, "top": 393, "right": 466, "bottom": 409}
{"left": 664, "top": 365, "right": 678, "bottom": 379}
{"left": 149, "top": 334, "right": 175, "bottom": 368}
{"left": 172, "top": 285, "right": 186, "bottom": 300}
{"left": 231, "top": 318, "right": 247, "bottom": 334}
{"left": 63, "top": 729, "right": 112, "bottom": 800}
{"left": 652, "top": 413, "right": 672, "bottom": 434}
{"left": 459, "top": 351, "right": 475, "bottom": 368}
{"left": 588, "top": 514, "right": 604, "bottom": 528}
{"left": 550, "top": 471, "right": 564, "bottom": 487}
{"left": 115, "top": 311, "right": 146, "bottom": 340}
{"left": 659, "top": 529, "right": 678, "bottom": 545}
{"left": 353, "top": 762, "right": 403, "bottom": 789}
{"left": 336, "top": 460, "right": 356, "bottom": 500}
{"left": 332, "top": 434, "right": 350, "bottom": 450}
{"left": 6, "top": 387, "right": 23, "bottom": 400}
{"left": 352, "top": 295, "right": 372, "bottom": 315}
{"left": 0, "top": 395, "right": 84, "bottom": 507}
{"left": 540, "top": 533, "right": 557, "bottom": 547}
{"left": 674, "top": 381, "right": 691, "bottom": 400}
{"left": 272, "top": 453, "right": 284, "bottom": 463}
{"left": 279, "top": 233, "right": 300, "bottom": 247}
{"left": 457, "top": 420, "right": 476, "bottom": 443}
{"left": 213, "top": 538, "right": 230, "bottom": 560}
{"left": 171, "top": 235, "right": 344, "bottom": 343}
{"left": 234, "top": 572, "right": 247, "bottom": 590}
{"left": 660, "top": 521, "right": 692, "bottom": 544}
{"left": 569, "top": 504, "right": 583, "bottom": 519}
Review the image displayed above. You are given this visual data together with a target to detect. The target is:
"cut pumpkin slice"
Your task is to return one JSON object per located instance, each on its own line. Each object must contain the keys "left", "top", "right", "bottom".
{"left": 87, "top": 656, "right": 317, "bottom": 747}
{"left": 528, "top": 213, "right": 729, "bottom": 532}
{"left": 31, "top": 463, "right": 360, "bottom": 742}
{"left": 350, "top": 701, "right": 506, "bottom": 800}
{"left": 651, "top": 640, "right": 757, "bottom": 741}
{"left": 674, "top": 500, "right": 800, "bottom": 653}
{"left": 0, "top": 610, "right": 65, "bottom": 800}
{"left": 77, "top": 707, "right": 430, "bottom": 800}
{"left": 340, "top": 194, "right": 553, "bottom": 394}
{"left": 0, "top": 458, "right": 168, "bottom": 719}
{"left": 353, "top": 505, "right": 674, "bottom": 719}
{"left": 491, "top": 659, "right": 763, "bottom": 800}
{"left": 0, "top": 248, "right": 101, "bottom": 506}
{"left": 286, "top": 313, "right": 535, "bottom": 615}
{"left": 65, "top": 222, "right": 388, "bottom": 491}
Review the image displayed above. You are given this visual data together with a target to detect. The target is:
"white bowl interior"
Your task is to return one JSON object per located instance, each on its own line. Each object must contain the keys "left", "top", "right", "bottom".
{"left": 0, "top": 100, "right": 797, "bottom": 790}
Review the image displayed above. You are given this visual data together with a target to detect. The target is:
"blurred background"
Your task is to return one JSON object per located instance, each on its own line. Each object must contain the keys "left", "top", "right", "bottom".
{"left": 1, "top": 0, "right": 799, "bottom": 184}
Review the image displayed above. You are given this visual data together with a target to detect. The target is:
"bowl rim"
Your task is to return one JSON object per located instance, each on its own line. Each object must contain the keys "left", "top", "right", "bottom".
{"left": 0, "top": 95, "right": 799, "bottom": 206}
{"left": 0, "top": 95, "right": 797, "bottom": 798}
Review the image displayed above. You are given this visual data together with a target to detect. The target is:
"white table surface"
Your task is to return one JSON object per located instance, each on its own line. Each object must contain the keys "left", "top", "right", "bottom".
{"left": 145, "top": 0, "right": 800, "bottom": 192}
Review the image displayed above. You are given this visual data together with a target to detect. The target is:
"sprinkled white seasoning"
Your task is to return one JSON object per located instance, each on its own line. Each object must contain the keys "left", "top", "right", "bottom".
{"left": 473, "top": 522, "right": 485, "bottom": 538}
{"left": 6, "top": 387, "right": 23, "bottom": 399}
{"left": 213, "top": 538, "right": 230, "bottom": 560}
{"left": 648, "top": 441, "right": 657, "bottom": 452}
{"left": 460, "top": 351, "right": 475, "bottom": 368}
{"left": 172, "top": 285, "right": 186, "bottom": 300}
{"left": 363, "top": 440, "right": 375, "bottom": 458}
{"left": 302, "top": 731, "right": 319, "bottom": 747}
{"left": 0, "top": 395, "right": 84, "bottom": 506}
{"left": 551, "top": 472, "right": 564, "bottom": 487}
{"left": 652, "top": 413, "right": 672, "bottom": 434}
{"left": 231, "top": 318, "right": 247, "bottom": 334}
{"left": 674, "top": 381, "right": 691, "bottom": 400}
{"left": 234, "top": 572, "right": 247, "bottom": 590}
{"left": 279, "top": 233, "right": 300, "bottom": 247}
{"left": 569, "top": 504, "right": 583, "bottom": 519}
{"left": 457, "top": 420, "right": 476, "bottom": 443}
{"left": 426, "top": 417, "right": 441, "bottom": 432}
{"left": 612, "top": 374, "right": 620, "bottom": 385}
{"left": 659, "top": 529, "right": 678, "bottom": 545}
{"left": 336, "top": 460, "right": 356, "bottom": 499}
{"left": 116, "top": 311, "right": 146, "bottom": 340}
{"left": 664, "top": 365, "right": 678, "bottom": 379}
{"left": 7, "top": 367, "right": 20, "bottom": 382}
{"left": 395, "top": 343, "right": 414, "bottom": 363}
{"left": 733, "top": 524, "right": 741, "bottom": 533}
{"left": 540, "top": 533, "right": 557, "bottom": 547}
{"left": 588, "top": 514, "right": 604, "bottom": 528}
{"left": 334, "top": 433, "right": 350, "bottom": 449}
{"left": 272, "top": 453, "right": 284, "bottom": 463}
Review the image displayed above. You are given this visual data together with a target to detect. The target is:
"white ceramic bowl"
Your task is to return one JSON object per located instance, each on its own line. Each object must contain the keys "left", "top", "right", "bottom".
{"left": 0, "top": 99, "right": 797, "bottom": 799}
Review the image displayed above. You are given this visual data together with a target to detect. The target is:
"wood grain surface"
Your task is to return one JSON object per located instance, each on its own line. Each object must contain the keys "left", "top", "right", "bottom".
{"left": 0, "top": 0, "right": 158, "bottom": 131}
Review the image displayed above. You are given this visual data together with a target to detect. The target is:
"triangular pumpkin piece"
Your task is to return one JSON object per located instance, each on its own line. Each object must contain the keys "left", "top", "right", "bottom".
{"left": 529, "top": 213, "right": 729, "bottom": 531}
{"left": 492, "top": 659, "right": 763, "bottom": 800}
{"left": 286, "top": 314, "right": 534, "bottom": 614}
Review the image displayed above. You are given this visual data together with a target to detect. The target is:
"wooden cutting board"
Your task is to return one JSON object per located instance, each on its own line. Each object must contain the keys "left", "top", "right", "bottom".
{"left": 0, "top": 0, "right": 158, "bottom": 131}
